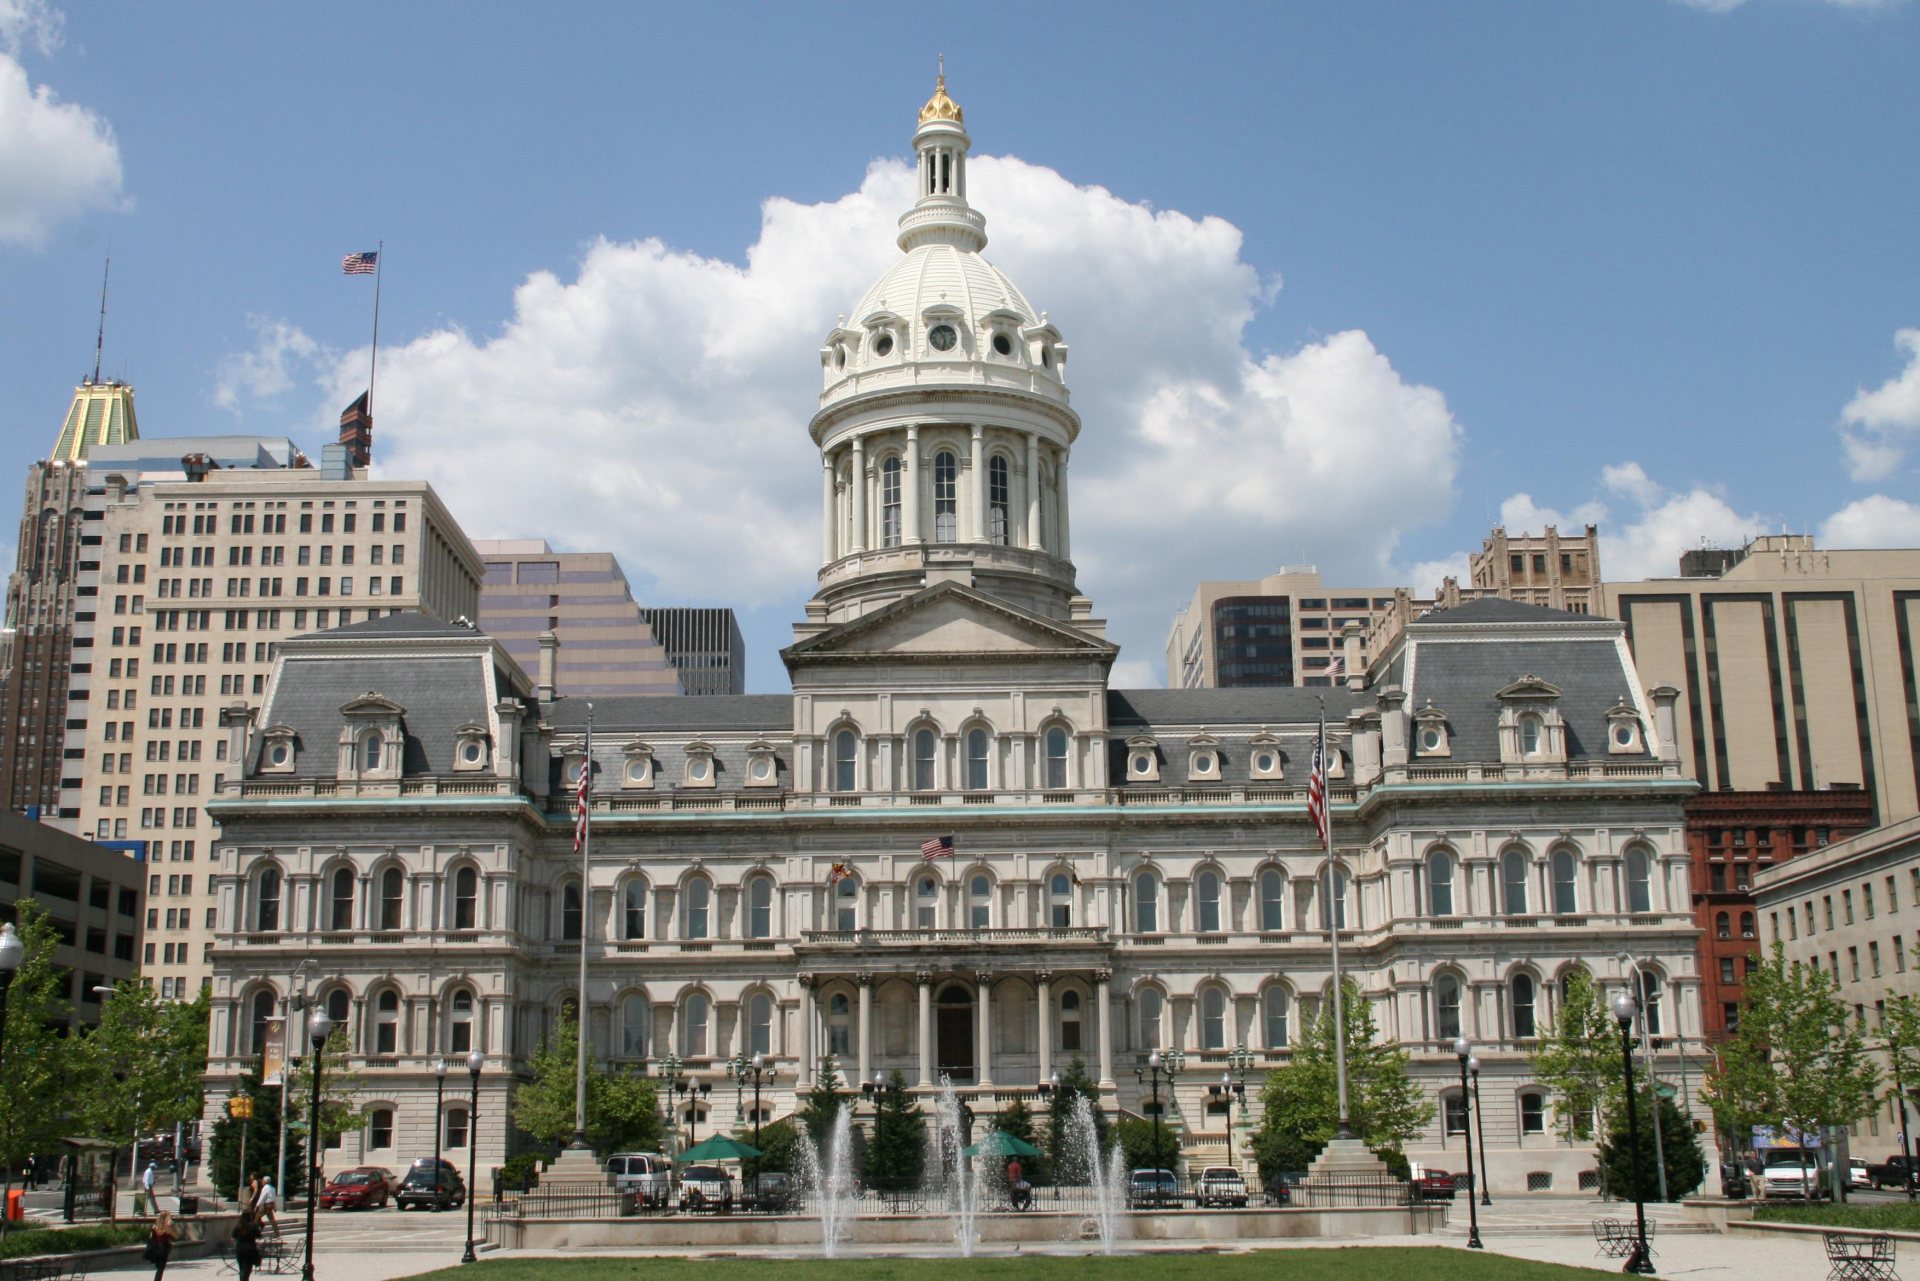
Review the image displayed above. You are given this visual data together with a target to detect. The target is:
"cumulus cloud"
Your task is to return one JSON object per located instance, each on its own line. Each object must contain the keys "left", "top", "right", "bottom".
{"left": 214, "top": 319, "right": 327, "bottom": 412}
{"left": 1840, "top": 328, "right": 1920, "bottom": 482}
{"left": 0, "top": 3, "right": 122, "bottom": 247}
{"left": 316, "top": 153, "right": 1464, "bottom": 682}
{"left": 1821, "top": 495, "right": 1920, "bottom": 548}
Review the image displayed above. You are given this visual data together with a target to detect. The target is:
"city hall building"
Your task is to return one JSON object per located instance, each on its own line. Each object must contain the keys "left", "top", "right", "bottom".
{"left": 202, "top": 78, "right": 1702, "bottom": 1193}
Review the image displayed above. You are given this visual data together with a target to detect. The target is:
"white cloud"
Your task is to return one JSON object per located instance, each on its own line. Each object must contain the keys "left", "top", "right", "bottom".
{"left": 214, "top": 318, "right": 327, "bottom": 412}
{"left": 1486, "top": 464, "right": 1770, "bottom": 582}
{"left": 0, "top": 9, "right": 122, "bottom": 248}
{"left": 1839, "top": 328, "right": 1920, "bottom": 482}
{"left": 319, "top": 154, "right": 1465, "bottom": 683}
{"left": 1821, "top": 495, "right": 1920, "bottom": 548}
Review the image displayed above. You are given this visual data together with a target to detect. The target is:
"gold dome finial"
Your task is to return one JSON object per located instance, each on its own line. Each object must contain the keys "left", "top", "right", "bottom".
{"left": 919, "top": 55, "right": 964, "bottom": 126}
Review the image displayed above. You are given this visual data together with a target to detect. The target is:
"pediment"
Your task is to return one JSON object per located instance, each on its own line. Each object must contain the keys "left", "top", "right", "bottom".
{"left": 340, "top": 691, "right": 406, "bottom": 717}
{"left": 783, "top": 583, "right": 1118, "bottom": 664}
{"left": 1494, "top": 674, "right": 1562, "bottom": 701}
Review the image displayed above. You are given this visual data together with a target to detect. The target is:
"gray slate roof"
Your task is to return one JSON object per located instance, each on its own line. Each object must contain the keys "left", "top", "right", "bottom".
{"left": 293, "top": 611, "right": 479, "bottom": 641}
{"left": 1107, "top": 687, "right": 1368, "bottom": 729}
{"left": 1404, "top": 638, "right": 1634, "bottom": 762}
{"left": 547, "top": 694, "right": 792, "bottom": 734}
{"left": 256, "top": 654, "right": 491, "bottom": 776}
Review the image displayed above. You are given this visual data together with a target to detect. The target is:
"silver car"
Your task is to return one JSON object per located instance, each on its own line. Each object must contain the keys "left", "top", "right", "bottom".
{"left": 605, "top": 1152, "right": 672, "bottom": 1207}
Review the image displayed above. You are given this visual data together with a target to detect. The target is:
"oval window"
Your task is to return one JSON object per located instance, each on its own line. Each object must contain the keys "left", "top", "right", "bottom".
{"left": 928, "top": 324, "right": 958, "bottom": 352}
{"left": 268, "top": 743, "right": 289, "bottom": 766}
{"left": 1194, "top": 753, "right": 1213, "bottom": 773}
{"left": 626, "top": 759, "right": 648, "bottom": 783}
{"left": 751, "top": 757, "right": 772, "bottom": 780}
{"left": 873, "top": 334, "right": 894, "bottom": 358}
{"left": 992, "top": 333, "right": 1012, "bottom": 356}
{"left": 462, "top": 741, "right": 482, "bottom": 763}
{"left": 835, "top": 345, "right": 848, "bottom": 370}
{"left": 1132, "top": 754, "right": 1151, "bottom": 774}
{"left": 1041, "top": 347, "right": 1053, "bottom": 367}
{"left": 1420, "top": 727, "right": 1442, "bottom": 751}
{"left": 1254, "top": 752, "right": 1274, "bottom": 773}
{"left": 1613, "top": 724, "right": 1634, "bottom": 747}
{"left": 689, "top": 758, "right": 710, "bottom": 781}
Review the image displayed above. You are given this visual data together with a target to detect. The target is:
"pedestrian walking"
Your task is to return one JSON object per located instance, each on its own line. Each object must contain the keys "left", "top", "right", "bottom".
{"left": 238, "top": 1174, "right": 257, "bottom": 1214}
{"left": 233, "top": 1208, "right": 264, "bottom": 1281}
{"left": 255, "top": 1175, "right": 279, "bottom": 1234}
{"left": 141, "top": 1161, "right": 158, "bottom": 1213}
{"left": 143, "top": 1210, "right": 178, "bottom": 1281}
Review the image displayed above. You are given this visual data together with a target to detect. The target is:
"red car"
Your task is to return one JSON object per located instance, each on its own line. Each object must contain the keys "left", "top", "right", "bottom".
{"left": 319, "top": 1167, "right": 395, "bottom": 1210}
{"left": 1412, "top": 1169, "right": 1457, "bottom": 1202}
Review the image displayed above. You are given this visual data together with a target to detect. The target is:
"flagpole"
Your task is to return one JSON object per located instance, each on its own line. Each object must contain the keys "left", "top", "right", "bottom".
{"left": 1321, "top": 702, "right": 1353, "bottom": 1137}
{"left": 572, "top": 703, "right": 593, "bottom": 1148}
{"left": 367, "top": 240, "right": 383, "bottom": 426}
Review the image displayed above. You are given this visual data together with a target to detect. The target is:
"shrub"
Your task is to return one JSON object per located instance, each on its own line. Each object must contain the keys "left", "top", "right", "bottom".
{"left": 0, "top": 1225, "right": 148, "bottom": 1261}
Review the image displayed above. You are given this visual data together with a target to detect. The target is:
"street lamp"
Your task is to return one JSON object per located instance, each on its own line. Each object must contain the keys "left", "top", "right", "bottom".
{"left": 654, "top": 1053, "right": 684, "bottom": 1156}
{"left": 1617, "top": 953, "right": 1670, "bottom": 1204}
{"left": 300, "top": 1008, "right": 333, "bottom": 1281}
{"left": 1135, "top": 1049, "right": 1183, "bottom": 1174}
{"left": 1610, "top": 993, "right": 1655, "bottom": 1275}
{"left": 1468, "top": 1056, "right": 1492, "bottom": 1206}
{"left": 679, "top": 1079, "right": 711, "bottom": 1148}
{"left": 432, "top": 1059, "right": 450, "bottom": 1212}
{"left": 461, "top": 1050, "right": 485, "bottom": 1265}
{"left": 736, "top": 1053, "right": 773, "bottom": 1153}
{"left": 1453, "top": 1037, "right": 1483, "bottom": 1249}
{"left": 0, "top": 922, "right": 24, "bottom": 1083}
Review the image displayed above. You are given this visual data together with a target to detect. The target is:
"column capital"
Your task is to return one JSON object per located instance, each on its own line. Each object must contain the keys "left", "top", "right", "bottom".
{"left": 1034, "top": 969, "right": 1054, "bottom": 985}
{"left": 976, "top": 970, "right": 993, "bottom": 987}
{"left": 796, "top": 972, "right": 816, "bottom": 989}
{"left": 915, "top": 969, "right": 933, "bottom": 986}
{"left": 1093, "top": 968, "right": 1113, "bottom": 983}
{"left": 856, "top": 971, "right": 875, "bottom": 987}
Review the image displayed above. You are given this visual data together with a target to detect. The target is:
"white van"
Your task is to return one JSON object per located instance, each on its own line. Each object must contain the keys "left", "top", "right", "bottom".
{"left": 606, "top": 1152, "right": 672, "bottom": 1206}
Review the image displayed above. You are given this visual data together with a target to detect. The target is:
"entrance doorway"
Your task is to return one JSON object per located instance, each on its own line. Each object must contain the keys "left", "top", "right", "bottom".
{"left": 936, "top": 984, "right": 974, "bottom": 1081}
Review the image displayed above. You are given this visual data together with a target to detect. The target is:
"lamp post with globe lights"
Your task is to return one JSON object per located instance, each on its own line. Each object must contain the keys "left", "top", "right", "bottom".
{"left": 1453, "top": 1037, "right": 1483, "bottom": 1250}
{"left": 461, "top": 1050, "right": 485, "bottom": 1264}
{"left": 1469, "top": 1056, "right": 1492, "bottom": 1205}
{"left": 300, "top": 1008, "right": 332, "bottom": 1281}
{"left": 432, "top": 1059, "right": 449, "bottom": 1210}
{"left": 1611, "top": 992, "right": 1655, "bottom": 1274}
{"left": 1135, "top": 1049, "right": 1183, "bottom": 1173}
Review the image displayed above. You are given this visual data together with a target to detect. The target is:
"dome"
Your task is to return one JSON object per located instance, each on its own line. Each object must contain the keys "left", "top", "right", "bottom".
{"left": 919, "top": 73, "right": 964, "bottom": 126}
{"left": 849, "top": 243, "right": 1036, "bottom": 334}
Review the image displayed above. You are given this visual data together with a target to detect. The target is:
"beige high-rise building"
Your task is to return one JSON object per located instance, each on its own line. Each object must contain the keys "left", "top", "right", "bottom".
{"left": 1434, "top": 523, "right": 1603, "bottom": 614}
{"left": 1166, "top": 568, "right": 1423, "bottom": 688}
{"left": 473, "top": 539, "right": 683, "bottom": 699}
{"left": 1602, "top": 535, "right": 1920, "bottom": 825}
{"left": 67, "top": 444, "right": 483, "bottom": 998}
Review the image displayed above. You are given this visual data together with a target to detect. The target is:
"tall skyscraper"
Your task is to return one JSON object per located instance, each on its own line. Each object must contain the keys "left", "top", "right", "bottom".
{"left": 1165, "top": 568, "right": 1424, "bottom": 688}
{"left": 473, "top": 539, "right": 683, "bottom": 699}
{"left": 639, "top": 606, "right": 746, "bottom": 695}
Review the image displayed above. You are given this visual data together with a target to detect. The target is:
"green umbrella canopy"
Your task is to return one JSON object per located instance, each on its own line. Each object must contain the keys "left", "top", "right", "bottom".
{"left": 676, "top": 1135, "right": 763, "bottom": 1163}
{"left": 964, "top": 1130, "right": 1041, "bottom": 1159}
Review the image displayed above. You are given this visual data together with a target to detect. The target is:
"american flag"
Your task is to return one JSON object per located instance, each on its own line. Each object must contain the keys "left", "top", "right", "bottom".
{"left": 921, "top": 834, "right": 955, "bottom": 862}
{"left": 342, "top": 251, "right": 378, "bottom": 275}
{"left": 572, "top": 752, "right": 591, "bottom": 853}
{"left": 827, "top": 862, "right": 851, "bottom": 886}
{"left": 1307, "top": 719, "right": 1330, "bottom": 849}
{"left": 1324, "top": 654, "right": 1344, "bottom": 682}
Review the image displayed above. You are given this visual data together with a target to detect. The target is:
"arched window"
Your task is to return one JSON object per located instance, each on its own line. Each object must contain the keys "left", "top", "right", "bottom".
{"left": 684, "top": 877, "right": 711, "bottom": 939}
{"left": 561, "top": 882, "right": 583, "bottom": 941}
{"left": 834, "top": 876, "right": 858, "bottom": 931}
{"left": 374, "top": 989, "right": 399, "bottom": 1054}
{"left": 827, "top": 992, "right": 851, "bottom": 1056}
{"left": 1436, "top": 973, "right": 1463, "bottom": 1040}
{"left": 1201, "top": 986, "right": 1228, "bottom": 1050}
{"left": 1626, "top": 848, "right": 1654, "bottom": 914}
{"left": 914, "top": 874, "right": 939, "bottom": 929}
{"left": 624, "top": 879, "right": 647, "bottom": 940}
{"left": 1263, "top": 987, "right": 1291, "bottom": 1049}
{"left": 250, "top": 990, "right": 276, "bottom": 1057}
{"left": 746, "top": 876, "right": 773, "bottom": 939}
{"left": 1512, "top": 973, "right": 1537, "bottom": 1039}
{"left": 1427, "top": 851, "right": 1455, "bottom": 916}
{"left": 444, "top": 1106, "right": 470, "bottom": 1149}
{"left": 1259, "top": 869, "right": 1286, "bottom": 931}
{"left": 1134, "top": 871, "right": 1159, "bottom": 933}
{"left": 933, "top": 451, "right": 958, "bottom": 541}
{"left": 969, "top": 874, "right": 992, "bottom": 929}
{"left": 880, "top": 456, "right": 902, "bottom": 547}
{"left": 379, "top": 867, "right": 404, "bottom": 931}
{"left": 255, "top": 868, "right": 282, "bottom": 932}
{"left": 448, "top": 989, "right": 475, "bottom": 1053}
{"left": 620, "top": 993, "right": 648, "bottom": 1059}
{"left": 683, "top": 992, "right": 710, "bottom": 1056}
{"left": 325, "top": 988, "right": 350, "bottom": 1027}
{"left": 1519, "top": 715, "right": 1542, "bottom": 757}
{"left": 1060, "top": 989, "right": 1083, "bottom": 1051}
{"left": 749, "top": 993, "right": 774, "bottom": 1056}
{"left": 912, "top": 728, "right": 937, "bottom": 791}
{"left": 1049, "top": 873, "right": 1073, "bottom": 928}
{"left": 1552, "top": 849, "right": 1578, "bottom": 915}
{"left": 1639, "top": 970, "right": 1664, "bottom": 1036}
{"left": 965, "top": 728, "right": 990, "bottom": 790}
{"left": 1502, "top": 849, "right": 1530, "bottom": 916}
{"left": 1716, "top": 911, "right": 1731, "bottom": 940}
{"left": 1139, "top": 987, "right": 1163, "bottom": 1049}
{"left": 988, "top": 455, "right": 1010, "bottom": 544}
{"left": 362, "top": 732, "right": 383, "bottom": 771}
{"left": 832, "top": 730, "right": 857, "bottom": 793}
{"left": 1043, "top": 727, "right": 1069, "bottom": 790}
{"left": 324, "top": 867, "right": 353, "bottom": 932}
{"left": 1196, "top": 870, "right": 1222, "bottom": 933}
{"left": 452, "top": 867, "right": 478, "bottom": 930}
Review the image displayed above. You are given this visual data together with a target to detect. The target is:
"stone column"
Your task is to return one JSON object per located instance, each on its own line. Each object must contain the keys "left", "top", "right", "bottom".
{"left": 969, "top": 425, "right": 987, "bottom": 544}
{"left": 797, "top": 975, "right": 815, "bottom": 1087}
{"left": 1025, "top": 431, "right": 1041, "bottom": 550}
{"left": 904, "top": 426, "right": 922, "bottom": 545}
{"left": 850, "top": 435, "right": 867, "bottom": 554}
{"left": 857, "top": 973, "right": 874, "bottom": 1086}
{"left": 1095, "top": 970, "right": 1115, "bottom": 1088}
{"left": 1036, "top": 970, "right": 1054, "bottom": 1081}
{"left": 1056, "top": 453, "right": 1071, "bottom": 560}
{"left": 821, "top": 453, "right": 835, "bottom": 563}
{"left": 916, "top": 971, "right": 934, "bottom": 1087}
{"left": 976, "top": 972, "right": 994, "bottom": 1086}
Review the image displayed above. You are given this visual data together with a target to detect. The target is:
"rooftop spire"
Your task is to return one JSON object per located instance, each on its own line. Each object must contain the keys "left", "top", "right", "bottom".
{"left": 91, "top": 258, "right": 110, "bottom": 385}
{"left": 902, "top": 64, "right": 984, "bottom": 253}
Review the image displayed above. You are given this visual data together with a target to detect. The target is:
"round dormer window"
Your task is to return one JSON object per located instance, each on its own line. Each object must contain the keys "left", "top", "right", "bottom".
{"left": 268, "top": 743, "right": 290, "bottom": 767}
{"left": 751, "top": 757, "right": 773, "bottom": 781}
{"left": 461, "top": 740, "right": 483, "bottom": 764}
{"left": 835, "top": 345, "right": 847, "bottom": 370}
{"left": 1612, "top": 724, "right": 1636, "bottom": 748}
{"left": 689, "top": 758, "right": 711, "bottom": 782}
{"left": 1419, "top": 727, "right": 1443, "bottom": 752}
{"left": 928, "top": 324, "right": 958, "bottom": 352}
{"left": 625, "top": 759, "right": 649, "bottom": 784}
{"left": 1132, "top": 753, "right": 1152, "bottom": 774}
{"left": 873, "top": 334, "right": 894, "bottom": 358}
{"left": 1193, "top": 753, "right": 1214, "bottom": 774}
{"left": 992, "top": 333, "right": 1012, "bottom": 356}
{"left": 1254, "top": 752, "right": 1275, "bottom": 774}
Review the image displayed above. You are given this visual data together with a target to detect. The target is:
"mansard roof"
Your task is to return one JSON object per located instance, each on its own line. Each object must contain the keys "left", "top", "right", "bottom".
{"left": 293, "top": 610, "right": 480, "bottom": 641}
{"left": 252, "top": 652, "right": 491, "bottom": 777}
{"left": 1404, "top": 638, "right": 1639, "bottom": 762}
{"left": 546, "top": 694, "right": 791, "bottom": 734}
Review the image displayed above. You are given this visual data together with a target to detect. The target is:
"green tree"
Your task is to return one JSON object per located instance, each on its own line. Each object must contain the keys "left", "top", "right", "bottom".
{"left": 1597, "top": 1085, "right": 1707, "bottom": 1202}
{"left": 1250, "top": 977, "right": 1433, "bottom": 1188}
{"left": 1113, "top": 1115, "right": 1180, "bottom": 1173}
{"left": 865, "top": 1071, "right": 925, "bottom": 1192}
{"left": 993, "top": 1097, "right": 1043, "bottom": 1183}
{"left": 1883, "top": 995, "right": 1920, "bottom": 1151}
{"left": 76, "top": 984, "right": 211, "bottom": 1158}
{"left": 509, "top": 1018, "right": 661, "bottom": 1156}
{"left": 1043, "top": 1057, "right": 1109, "bottom": 1185}
{"left": 0, "top": 903, "right": 75, "bottom": 1238}
{"left": 1530, "top": 966, "right": 1617, "bottom": 1141}
{"left": 796, "top": 1057, "right": 849, "bottom": 1148}
{"left": 746, "top": 1118, "right": 800, "bottom": 1181}
{"left": 206, "top": 1068, "right": 297, "bottom": 1200}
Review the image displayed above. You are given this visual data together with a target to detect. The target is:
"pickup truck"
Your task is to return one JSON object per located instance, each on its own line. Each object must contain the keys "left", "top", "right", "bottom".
{"left": 1866, "top": 1154, "right": 1919, "bottom": 1190}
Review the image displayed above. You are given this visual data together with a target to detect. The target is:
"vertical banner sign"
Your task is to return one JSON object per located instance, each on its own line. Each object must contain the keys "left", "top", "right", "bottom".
{"left": 260, "top": 1017, "right": 287, "bottom": 1086}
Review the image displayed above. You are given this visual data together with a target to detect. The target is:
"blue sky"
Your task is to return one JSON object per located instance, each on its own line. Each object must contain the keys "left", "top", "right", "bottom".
{"left": 3, "top": 0, "right": 1918, "bottom": 691}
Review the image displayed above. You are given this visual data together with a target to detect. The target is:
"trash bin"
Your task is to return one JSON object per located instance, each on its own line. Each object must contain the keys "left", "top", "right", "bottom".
{"left": 179, "top": 1195, "right": 200, "bottom": 1215}
{"left": 5, "top": 1188, "right": 23, "bottom": 1220}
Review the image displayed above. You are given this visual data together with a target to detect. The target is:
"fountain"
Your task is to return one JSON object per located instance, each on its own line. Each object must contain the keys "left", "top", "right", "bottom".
{"left": 1064, "top": 1091, "right": 1127, "bottom": 1254}
{"left": 797, "top": 1101, "right": 856, "bottom": 1257}
{"left": 933, "top": 1076, "right": 980, "bottom": 1257}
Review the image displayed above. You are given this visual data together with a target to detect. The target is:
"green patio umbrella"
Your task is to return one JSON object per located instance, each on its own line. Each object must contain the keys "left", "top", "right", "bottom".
{"left": 964, "top": 1130, "right": 1041, "bottom": 1159}
{"left": 676, "top": 1135, "right": 763, "bottom": 1163}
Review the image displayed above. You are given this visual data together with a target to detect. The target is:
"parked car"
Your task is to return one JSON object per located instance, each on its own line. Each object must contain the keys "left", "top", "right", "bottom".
{"left": 606, "top": 1153, "right": 672, "bottom": 1207}
{"left": 1850, "top": 1159, "right": 1872, "bottom": 1191}
{"left": 395, "top": 1158, "right": 466, "bottom": 1210}
{"left": 679, "top": 1164, "right": 734, "bottom": 1212}
{"left": 747, "top": 1171, "right": 796, "bottom": 1213}
{"left": 1760, "top": 1152, "right": 1827, "bottom": 1200}
{"left": 1866, "top": 1154, "right": 1919, "bottom": 1190}
{"left": 1411, "top": 1169, "right": 1457, "bottom": 1203}
{"left": 319, "top": 1167, "right": 395, "bottom": 1210}
{"left": 1127, "top": 1168, "right": 1182, "bottom": 1209}
{"left": 1719, "top": 1162, "right": 1751, "bottom": 1199}
{"left": 1195, "top": 1166, "right": 1249, "bottom": 1208}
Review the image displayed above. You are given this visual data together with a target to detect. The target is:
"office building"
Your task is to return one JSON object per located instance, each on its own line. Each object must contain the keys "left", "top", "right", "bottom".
{"left": 1166, "top": 569, "right": 1423, "bottom": 688}
{"left": 639, "top": 607, "right": 745, "bottom": 695}
{"left": 474, "top": 540, "right": 682, "bottom": 699}
{"left": 0, "top": 811, "right": 145, "bottom": 1026}
{"left": 1449, "top": 523, "right": 1602, "bottom": 614}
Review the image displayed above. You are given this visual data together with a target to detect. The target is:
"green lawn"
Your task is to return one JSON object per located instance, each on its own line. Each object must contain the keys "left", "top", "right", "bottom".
{"left": 1754, "top": 1202, "right": 1920, "bottom": 1231}
{"left": 404, "top": 1249, "right": 1623, "bottom": 1281}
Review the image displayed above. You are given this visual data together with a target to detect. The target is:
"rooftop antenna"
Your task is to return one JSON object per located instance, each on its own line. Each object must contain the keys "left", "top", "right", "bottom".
{"left": 91, "top": 258, "right": 110, "bottom": 384}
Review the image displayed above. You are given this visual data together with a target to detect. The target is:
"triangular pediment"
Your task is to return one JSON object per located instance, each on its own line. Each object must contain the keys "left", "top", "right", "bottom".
{"left": 1495, "top": 674, "right": 1562, "bottom": 701}
{"left": 340, "top": 691, "right": 406, "bottom": 717}
{"left": 783, "top": 583, "right": 1117, "bottom": 665}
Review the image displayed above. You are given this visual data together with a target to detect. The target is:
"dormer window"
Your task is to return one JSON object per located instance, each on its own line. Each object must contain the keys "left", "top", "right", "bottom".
{"left": 1496, "top": 675, "right": 1568, "bottom": 765}
{"left": 745, "top": 740, "right": 778, "bottom": 788}
{"left": 622, "top": 741, "right": 654, "bottom": 789}
{"left": 1248, "top": 733, "right": 1284, "bottom": 781}
{"left": 873, "top": 332, "right": 895, "bottom": 358}
{"left": 1125, "top": 736, "right": 1161, "bottom": 783}
{"left": 337, "top": 691, "right": 405, "bottom": 782}
{"left": 683, "top": 741, "right": 717, "bottom": 789}
{"left": 1187, "top": 734, "right": 1222, "bottom": 783}
{"left": 259, "top": 724, "right": 298, "bottom": 774}
{"left": 992, "top": 332, "right": 1013, "bottom": 357}
{"left": 453, "top": 722, "right": 490, "bottom": 772}
{"left": 1605, "top": 701, "right": 1646, "bottom": 754}
{"left": 1413, "top": 705, "right": 1452, "bottom": 758}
